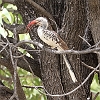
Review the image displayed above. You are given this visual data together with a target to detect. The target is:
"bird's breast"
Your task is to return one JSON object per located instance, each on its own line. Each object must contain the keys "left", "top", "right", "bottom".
{"left": 37, "top": 28, "right": 60, "bottom": 48}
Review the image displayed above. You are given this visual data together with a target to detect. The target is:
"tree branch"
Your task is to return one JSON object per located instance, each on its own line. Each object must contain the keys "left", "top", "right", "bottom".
{"left": 0, "top": 57, "right": 26, "bottom": 100}
{"left": 31, "top": 63, "right": 100, "bottom": 97}
{"left": 0, "top": 37, "right": 41, "bottom": 78}
{"left": 26, "top": 0, "right": 55, "bottom": 21}
{"left": 17, "top": 63, "right": 100, "bottom": 97}
{"left": 2, "top": 0, "right": 15, "bottom": 4}
{"left": 15, "top": 40, "right": 100, "bottom": 55}
{"left": 3, "top": 22, "right": 26, "bottom": 34}
{"left": 7, "top": 37, "right": 39, "bottom": 60}
{"left": 92, "top": 92, "right": 100, "bottom": 100}
{"left": 82, "top": 61, "right": 99, "bottom": 72}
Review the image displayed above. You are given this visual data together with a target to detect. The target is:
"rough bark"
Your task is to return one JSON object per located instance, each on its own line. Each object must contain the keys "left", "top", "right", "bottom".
{"left": 14, "top": 0, "right": 97, "bottom": 100}
{"left": 0, "top": 58, "right": 26, "bottom": 100}
{"left": 87, "top": 0, "right": 100, "bottom": 45}
{"left": 0, "top": 81, "right": 16, "bottom": 100}
{"left": 87, "top": 0, "right": 100, "bottom": 66}
{"left": 0, "top": 0, "right": 99, "bottom": 100}
{"left": 60, "top": 0, "right": 90, "bottom": 99}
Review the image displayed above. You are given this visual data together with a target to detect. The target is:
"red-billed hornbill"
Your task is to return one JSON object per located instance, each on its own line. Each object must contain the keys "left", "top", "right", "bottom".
{"left": 26, "top": 17, "right": 77, "bottom": 83}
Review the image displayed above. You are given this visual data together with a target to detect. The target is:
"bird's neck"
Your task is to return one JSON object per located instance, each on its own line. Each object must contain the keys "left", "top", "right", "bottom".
{"left": 37, "top": 26, "right": 46, "bottom": 37}
{"left": 38, "top": 24, "right": 48, "bottom": 30}
{"left": 37, "top": 26, "right": 46, "bottom": 35}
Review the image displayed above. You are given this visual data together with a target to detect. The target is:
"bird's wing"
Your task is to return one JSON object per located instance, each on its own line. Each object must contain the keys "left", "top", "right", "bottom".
{"left": 42, "top": 29, "right": 69, "bottom": 50}
{"left": 52, "top": 31, "right": 69, "bottom": 50}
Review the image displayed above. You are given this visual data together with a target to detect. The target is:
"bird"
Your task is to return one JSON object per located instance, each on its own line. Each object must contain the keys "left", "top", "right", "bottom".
{"left": 26, "top": 17, "right": 77, "bottom": 83}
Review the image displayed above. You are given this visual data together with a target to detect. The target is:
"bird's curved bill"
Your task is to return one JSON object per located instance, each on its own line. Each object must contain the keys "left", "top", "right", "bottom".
{"left": 25, "top": 20, "right": 38, "bottom": 33}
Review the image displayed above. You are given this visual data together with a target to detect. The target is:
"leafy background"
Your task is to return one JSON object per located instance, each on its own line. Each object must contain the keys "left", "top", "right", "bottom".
{"left": 0, "top": 2, "right": 47, "bottom": 100}
{"left": 0, "top": 2, "right": 100, "bottom": 100}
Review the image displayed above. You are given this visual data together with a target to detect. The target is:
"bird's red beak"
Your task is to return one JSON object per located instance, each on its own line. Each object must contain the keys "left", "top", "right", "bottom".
{"left": 26, "top": 20, "right": 38, "bottom": 33}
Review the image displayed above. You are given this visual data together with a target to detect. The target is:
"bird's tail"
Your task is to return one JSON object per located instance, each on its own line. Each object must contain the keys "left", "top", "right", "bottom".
{"left": 62, "top": 54, "right": 77, "bottom": 83}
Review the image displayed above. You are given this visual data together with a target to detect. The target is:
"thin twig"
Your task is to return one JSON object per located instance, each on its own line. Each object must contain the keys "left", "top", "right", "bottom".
{"left": 49, "top": 18, "right": 58, "bottom": 33}
{"left": 15, "top": 40, "right": 43, "bottom": 49}
{"left": 23, "top": 57, "right": 34, "bottom": 76}
{"left": 78, "top": 35, "right": 91, "bottom": 47}
{"left": 13, "top": 52, "right": 27, "bottom": 58}
{"left": 42, "top": 63, "right": 100, "bottom": 96}
{"left": 23, "top": 55, "right": 48, "bottom": 94}
{"left": 82, "top": 62, "right": 99, "bottom": 72}
{"left": 96, "top": 41, "right": 100, "bottom": 47}
{"left": 87, "top": 40, "right": 100, "bottom": 50}
{"left": 10, "top": 27, "right": 19, "bottom": 99}
{"left": 22, "top": 85, "right": 44, "bottom": 89}
{"left": 9, "top": 95, "right": 16, "bottom": 100}
{"left": 0, "top": 43, "right": 8, "bottom": 53}
{"left": 2, "top": 0, "right": 15, "bottom": 4}
{"left": 9, "top": 43, "right": 18, "bottom": 100}
{"left": 20, "top": 63, "right": 100, "bottom": 97}
{"left": 92, "top": 92, "right": 100, "bottom": 100}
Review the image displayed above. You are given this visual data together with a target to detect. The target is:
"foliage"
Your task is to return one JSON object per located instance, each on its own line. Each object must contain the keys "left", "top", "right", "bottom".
{"left": 0, "top": 3, "right": 47, "bottom": 100}
{"left": 91, "top": 73, "right": 100, "bottom": 100}
{"left": 0, "top": 2, "right": 100, "bottom": 100}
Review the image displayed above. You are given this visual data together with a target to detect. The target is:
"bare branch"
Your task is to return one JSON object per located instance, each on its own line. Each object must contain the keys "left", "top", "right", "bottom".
{"left": 20, "top": 63, "right": 100, "bottom": 97}
{"left": 23, "top": 57, "right": 35, "bottom": 76}
{"left": 15, "top": 40, "right": 100, "bottom": 55}
{"left": 78, "top": 35, "right": 91, "bottom": 47}
{"left": 0, "top": 57, "right": 27, "bottom": 99}
{"left": 13, "top": 53, "right": 27, "bottom": 58}
{"left": 22, "top": 54, "right": 43, "bottom": 95}
{"left": 26, "top": 0, "right": 55, "bottom": 21}
{"left": 2, "top": 0, "right": 15, "bottom": 4}
{"left": 9, "top": 95, "right": 16, "bottom": 100}
{"left": 0, "top": 43, "right": 8, "bottom": 54}
{"left": 82, "top": 62, "right": 99, "bottom": 72}
{"left": 92, "top": 92, "right": 100, "bottom": 100}
{"left": 4, "top": 37, "right": 26, "bottom": 100}
{"left": 48, "top": 18, "right": 59, "bottom": 33}
{"left": 22, "top": 85, "right": 44, "bottom": 89}
{"left": 37, "top": 63, "right": 100, "bottom": 96}
{"left": 3, "top": 22, "right": 26, "bottom": 34}
{"left": 0, "top": 56, "right": 41, "bottom": 78}
{"left": 15, "top": 40, "right": 44, "bottom": 49}
{"left": 0, "top": 37, "right": 41, "bottom": 78}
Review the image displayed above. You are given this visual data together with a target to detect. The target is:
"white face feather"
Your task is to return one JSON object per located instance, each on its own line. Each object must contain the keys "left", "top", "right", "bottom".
{"left": 35, "top": 17, "right": 48, "bottom": 29}
{"left": 36, "top": 17, "right": 47, "bottom": 22}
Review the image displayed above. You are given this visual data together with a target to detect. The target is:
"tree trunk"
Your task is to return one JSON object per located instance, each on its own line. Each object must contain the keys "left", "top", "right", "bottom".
{"left": 59, "top": 0, "right": 91, "bottom": 99}
{"left": 87, "top": 0, "right": 100, "bottom": 72}
{"left": 14, "top": 0, "right": 98, "bottom": 100}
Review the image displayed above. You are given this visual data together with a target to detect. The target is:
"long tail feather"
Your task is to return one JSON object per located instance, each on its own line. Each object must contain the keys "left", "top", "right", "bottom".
{"left": 62, "top": 54, "right": 77, "bottom": 83}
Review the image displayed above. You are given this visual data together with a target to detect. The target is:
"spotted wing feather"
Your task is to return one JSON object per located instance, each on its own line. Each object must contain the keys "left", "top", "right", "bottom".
{"left": 43, "top": 30, "right": 69, "bottom": 50}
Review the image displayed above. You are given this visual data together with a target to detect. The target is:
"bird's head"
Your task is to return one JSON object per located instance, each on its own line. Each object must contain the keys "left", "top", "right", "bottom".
{"left": 26, "top": 17, "right": 48, "bottom": 32}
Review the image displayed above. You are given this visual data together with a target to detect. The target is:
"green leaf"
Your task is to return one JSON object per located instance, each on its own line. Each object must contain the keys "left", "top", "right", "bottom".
{"left": 0, "top": 0, "right": 2, "bottom": 5}
{"left": 6, "top": 4, "right": 17, "bottom": 10}
{"left": 91, "top": 73, "right": 100, "bottom": 93}
{"left": 0, "top": 25, "right": 7, "bottom": 38}
{"left": 3, "top": 3, "right": 8, "bottom": 8}
{"left": 2, "top": 8, "right": 12, "bottom": 24}
{"left": 0, "top": 12, "right": 3, "bottom": 25}
{"left": 18, "top": 14, "right": 23, "bottom": 24}
{"left": 9, "top": 12, "right": 14, "bottom": 24}
{"left": 96, "top": 94, "right": 100, "bottom": 100}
